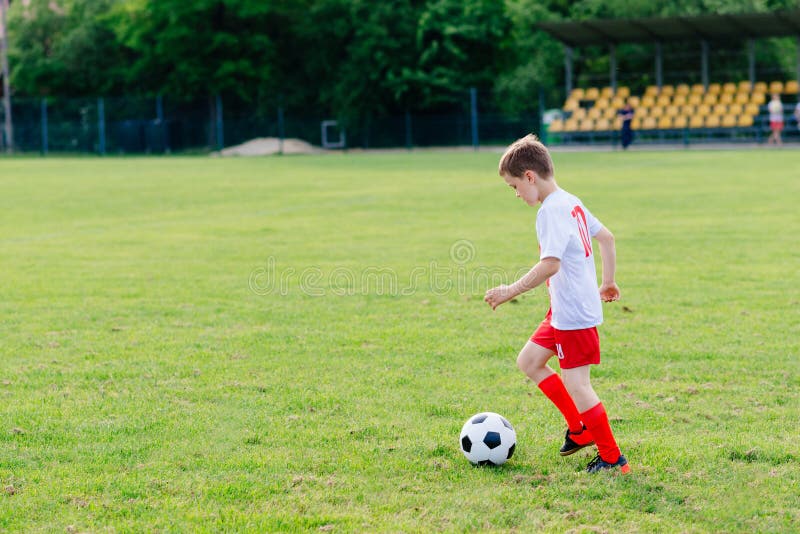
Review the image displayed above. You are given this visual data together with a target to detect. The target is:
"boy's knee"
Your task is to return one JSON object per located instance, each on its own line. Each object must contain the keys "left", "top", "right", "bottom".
{"left": 517, "top": 349, "right": 545, "bottom": 376}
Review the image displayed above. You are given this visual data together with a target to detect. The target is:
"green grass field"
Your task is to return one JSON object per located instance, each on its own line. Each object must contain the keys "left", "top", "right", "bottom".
{"left": 1, "top": 149, "right": 799, "bottom": 532}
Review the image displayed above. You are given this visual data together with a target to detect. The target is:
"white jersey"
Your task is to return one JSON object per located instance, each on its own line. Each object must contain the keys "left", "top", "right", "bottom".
{"left": 536, "top": 188, "right": 604, "bottom": 330}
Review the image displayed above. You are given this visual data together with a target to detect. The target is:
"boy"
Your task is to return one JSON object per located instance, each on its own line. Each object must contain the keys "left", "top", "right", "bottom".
{"left": 484, "top": 134, "right": 628, "bottom": 474}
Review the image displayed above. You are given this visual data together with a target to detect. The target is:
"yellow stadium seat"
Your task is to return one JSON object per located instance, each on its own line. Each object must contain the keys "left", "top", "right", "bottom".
{"left": 564, "top": 118, "right": 579, "bottom": 131}
{"left": 688, "top": 94, "right": 703, "bottom": 106}
{"left": 616, "top": 87, "right": 630, "bottom": 98}
{"left": 673, "top": 116, "right": 688, "bottom": 128}
{"left": 673, "top": 94, "right": 687, "bottom": 106}
{"left": 603, "top": 107, "right": 618, "bottom": 120}
{"left": 721, "top": 115, "right": 737, "bottom": 128}
{"left": 703, "top": 93, "right": 718, "bottom": 105}
{"left": 645, "top": 86, "right": 659, "bottom": 96}
{"left": 689, "top": 115, "right": 705, "bottom": 128}
{"left": 691, "top": 83, "right": 705, "bottom": 94}
{"left": 570, "top": 88, "right": 585, "bottom": 100}
{"left": 754, "top": 81, "right": 767, "bottom": 93}
{"left": 745, "top": 103, "right": 760, "bottom": 116}
{"left": 737, "top": 115, "right": 754, "bottom": 127}
{"left": 600, "top": 87, "right": 614, "bottom": 99}
{"left": 719, "top": 93, "right": 734, "bottom": 105}
{"left": 650, "top": 107, "right": 664, "bottom": 118}
{"left": 697, "top": 104, "right": 711, "bottom": 116}
{"left": 588, "top": 107, "right": 603, "bottom": 120}
{"left": 642, "top": 117, "right": 657, "bottom": 130}
{"left": 665, "top": 105, "right": 680, "bottom": 117}
{"left": 595, "top": 118, "right": 611, "bottom": 131}
{"left": 675, "top": 84, "right": 690, "bottom": 95}
{"left": 705, "top": 115, "right": 721, "bottom": 127}
{"left": 549, "top": 119, "right": 564, "bottom": 132}
{"left": 613, "top": 116, "right": 623, "bottom": 129}
{"left": 572, "top": 108, "right": 587, "bottom": 119}
{"left": 707, "top": 83, "right": 721, "bottom": 94}
{"left": 722, "top": 83, "right": 737, "bottom": 94}
{"left": 735, "top": 92, "right": 750, "bottom": 104}
{"left": 769, "top": 81, "right": 783, "bottom": 93}
{"left": 585, "top": 87, "right": 600, "bottom": 100}
{"left": 751, "top": 93, "right": 766, "bottom": 105}
{"left": 680, "top": 104, "right": 696, "bottom": 116}
{"left": 579, "top": 118, "right": 594, "bottom": 131}
{"left": 627, "top": 96, "right": 640, "bottom": 108}
{"left": 660, "top": 85, "right": 675, "bottom": 96}
{"left": 728, "top": 103, "right": 743, "bottom": 116}
{"left": 594, "top": 98, "right": 610, "bottom": 109}
{"left": 611, "top": 97, "right": 625, "bottom": 108}
{"left": 564, "top": 99, "right": 579, "bottom": 111}
{"left": 658, "top": 116, "right": 673, "bottom": 129}
{"left": 657, "top": 95, "right": 671, "bottom": 107}
{"left": 738, "top": 81, "right": 752, "bottom": 92}
{"left": 713, "top": 104, "right": 728, "bottom": 115}
{"left": 784, "top": 80, "right": 799, "bottom": 94}
{"left": 641, "top": 96, "right": 656, "bottom": 108}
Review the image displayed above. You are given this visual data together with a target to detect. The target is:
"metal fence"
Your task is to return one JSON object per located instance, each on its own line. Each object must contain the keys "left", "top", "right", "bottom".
{"left": 0, "top": 92, "right": 796, "bottom": 155}
{"left": 0, "top": 92, "right": 545, "bottom": 155}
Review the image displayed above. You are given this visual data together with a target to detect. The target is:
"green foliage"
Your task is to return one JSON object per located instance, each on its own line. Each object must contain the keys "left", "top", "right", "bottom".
{"left": 5, "top": 1, "right": 800, "bottom": 122}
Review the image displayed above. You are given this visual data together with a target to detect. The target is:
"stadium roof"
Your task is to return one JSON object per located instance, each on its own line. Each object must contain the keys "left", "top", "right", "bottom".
{"left": 537, "top": 10, "right": 800, "bottom": 47}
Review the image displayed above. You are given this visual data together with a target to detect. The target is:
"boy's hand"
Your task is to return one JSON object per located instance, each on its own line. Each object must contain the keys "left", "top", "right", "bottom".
{"left": 484, "top": 285, "right": 515, "bottom": 310}
{"left": 599, "top": 282, "right": 620, "bottom": 302}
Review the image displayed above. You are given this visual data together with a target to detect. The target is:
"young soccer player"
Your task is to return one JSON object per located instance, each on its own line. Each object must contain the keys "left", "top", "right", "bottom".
{"left": 484, "top": 134, "right": 629, "bottom": 474}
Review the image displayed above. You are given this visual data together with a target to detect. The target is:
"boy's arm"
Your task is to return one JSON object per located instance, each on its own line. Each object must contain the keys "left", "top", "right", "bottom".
{"left": 594, "top": 227, "right": 620, "bottom": 302}
{"left": 484, "top": 258, "right": 560, "bottom": 310}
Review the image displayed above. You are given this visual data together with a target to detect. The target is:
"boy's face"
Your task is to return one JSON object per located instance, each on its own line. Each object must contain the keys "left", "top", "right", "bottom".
{"left": 502, "top": 171, "right": 539, "bottom": 206}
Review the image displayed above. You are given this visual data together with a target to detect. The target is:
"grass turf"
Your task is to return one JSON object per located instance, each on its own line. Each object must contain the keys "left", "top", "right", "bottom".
{"left": 1, "top": 150, "right": 799, "bottom": 532}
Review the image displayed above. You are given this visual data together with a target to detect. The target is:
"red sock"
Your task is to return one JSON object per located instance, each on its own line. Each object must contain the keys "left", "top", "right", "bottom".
{"left": 537, "top": 374, "right": 586, "bottom": 436}
{"left": 580, "top": 402, "right": 621, "bottom": 463}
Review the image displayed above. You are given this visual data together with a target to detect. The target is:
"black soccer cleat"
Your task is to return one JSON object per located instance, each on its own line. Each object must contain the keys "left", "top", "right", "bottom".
{"left": 559, "top": 425, "right": 595, "bottom": 456}
{"left": 586, "top": 453, "right": 630, "bottom": 474}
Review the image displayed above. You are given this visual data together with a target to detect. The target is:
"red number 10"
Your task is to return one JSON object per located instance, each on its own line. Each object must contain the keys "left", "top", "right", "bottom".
{"left": 571, "top": 206, "right": 592, "bottom": 257}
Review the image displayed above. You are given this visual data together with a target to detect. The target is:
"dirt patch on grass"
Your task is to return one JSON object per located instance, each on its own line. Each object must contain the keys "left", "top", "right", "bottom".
{"left": 214, "top": 137, "right": 319, "bottom": 157}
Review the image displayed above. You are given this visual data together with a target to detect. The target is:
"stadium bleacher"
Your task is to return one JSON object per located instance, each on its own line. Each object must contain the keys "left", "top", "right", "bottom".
{"left": 549, "top": 81, "right": 795, "bottom": 135}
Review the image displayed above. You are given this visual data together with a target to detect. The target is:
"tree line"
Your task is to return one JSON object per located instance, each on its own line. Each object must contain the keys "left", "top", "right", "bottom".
{"left": 6, "top": 0, "right": 799, "bottom": 121}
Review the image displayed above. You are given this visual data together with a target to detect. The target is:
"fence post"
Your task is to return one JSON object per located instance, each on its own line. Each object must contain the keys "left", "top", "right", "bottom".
{"left": 470, "top": 87, "right": 478, "bottom": 150}
{"left": 41, "top": 99, "right": 48, "bottom": 155}
{"left": 98, "top": 97, "right": 106, "bottom": 155}
{"left": 277, "top": 105, "right": 284, "bottom": 155}
{"left": 215, "top": 94, "right": 224, "bottom": 150}
{"left": 405, "top": 110, "right": 412, "bottom": 150}
{"left": 538, "top": 88, "right": 546, "bottom": 144}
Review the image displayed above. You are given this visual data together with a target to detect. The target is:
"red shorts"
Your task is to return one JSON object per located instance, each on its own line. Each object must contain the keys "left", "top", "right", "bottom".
{"left": 770, "top": 121, "right": 784, "bottom": 132}
{"left": 530, "top": 311, "right": 600, "bottom": 369}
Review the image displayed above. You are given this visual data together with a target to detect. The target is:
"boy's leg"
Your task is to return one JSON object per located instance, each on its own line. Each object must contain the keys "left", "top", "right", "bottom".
{"left": 517, "top": 341, "right": 588, "bottom": 438}
{"left": 562, "top": 365, "right": 622, "bottom": 464}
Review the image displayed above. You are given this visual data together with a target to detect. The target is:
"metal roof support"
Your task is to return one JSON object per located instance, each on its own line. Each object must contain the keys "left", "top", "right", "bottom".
{"left": 565, "top": 45, "right": 574, "bottom": 97}
{"left": 748, "top": 39, "right": 756, "bottom": 85}
{"left": 610, "top": 44, "right": 617, "bottom": 90}
{"left": 655, "top": 42, "right": 663, "bottom": 88}
{"left": 701, "top": 40, "right": 709, "bottom": 89}
{"left": 796, "top": 36, "right": 800, "bottom": 84}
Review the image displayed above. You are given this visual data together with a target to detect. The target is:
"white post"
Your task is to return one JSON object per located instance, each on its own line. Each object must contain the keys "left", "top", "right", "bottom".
{"left": 0, "top": 0, "right": 13, "bottom": 153}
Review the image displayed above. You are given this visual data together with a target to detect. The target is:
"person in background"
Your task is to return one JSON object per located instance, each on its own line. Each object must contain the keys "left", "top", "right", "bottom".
{"left": 618, "top": 100, "right": 635, "bottom": 150}
{"left": 767, "top": 93, "right": 784, "bottom": 146}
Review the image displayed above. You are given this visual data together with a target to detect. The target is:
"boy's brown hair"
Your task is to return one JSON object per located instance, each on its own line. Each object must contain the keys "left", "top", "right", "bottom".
{"left": 498, "top": 134, "right": 554, "bottom": 180}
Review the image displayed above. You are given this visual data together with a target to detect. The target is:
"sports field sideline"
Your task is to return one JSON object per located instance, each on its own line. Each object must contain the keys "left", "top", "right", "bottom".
{"left": 1, "top": 150, "right": 798, "bottom": 532}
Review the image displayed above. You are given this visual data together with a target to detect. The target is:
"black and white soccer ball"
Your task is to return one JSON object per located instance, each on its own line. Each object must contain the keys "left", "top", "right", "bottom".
{"left": 459, "top": 412, "right": 516, "bottom": 466}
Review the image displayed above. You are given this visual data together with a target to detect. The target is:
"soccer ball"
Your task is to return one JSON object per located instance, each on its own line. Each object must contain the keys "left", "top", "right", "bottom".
{"left": 459, "top": 412, "right": 516, "bottom": 466}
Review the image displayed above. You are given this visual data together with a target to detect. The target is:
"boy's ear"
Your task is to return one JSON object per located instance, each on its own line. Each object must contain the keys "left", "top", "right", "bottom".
{"left": 524, "top": 170, "right": 538, "bottom": 183}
